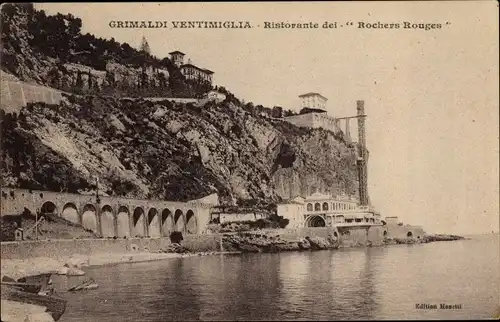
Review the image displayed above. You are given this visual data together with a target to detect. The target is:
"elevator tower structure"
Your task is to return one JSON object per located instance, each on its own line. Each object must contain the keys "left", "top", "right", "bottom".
{"left": 356, "top": 100, "right": 369, "bottom": 206}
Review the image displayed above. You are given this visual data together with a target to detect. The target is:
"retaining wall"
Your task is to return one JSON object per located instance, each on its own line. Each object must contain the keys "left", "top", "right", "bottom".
{"left": 1, "top": 79, "right": 64, "bottom": 114}
{"left": 0, "top": 234, "right": 223, "bottom": 260}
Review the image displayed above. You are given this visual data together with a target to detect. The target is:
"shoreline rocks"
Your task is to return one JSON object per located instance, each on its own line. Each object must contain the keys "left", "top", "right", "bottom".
{"left": 383, "top": 234, "right": 466, "bottom": 245}
{"left": 221, "top": 233, "right": 340, "bottom": 253}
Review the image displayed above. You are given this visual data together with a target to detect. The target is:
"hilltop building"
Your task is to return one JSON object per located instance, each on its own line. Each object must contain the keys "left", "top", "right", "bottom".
{"left": 181, "top": 64, "right": 214, "bottom": 85}
{"left": 169, "top": 51, "right": 214, "bottom": 85}
{"left": 169, "top": 51, "right": 185, "bottom": 67}
{"left": 299, "top": 92, "right": 328, "bottom": 110}
{"left": 283, "top": 93, "right": 341, "bottom": 134}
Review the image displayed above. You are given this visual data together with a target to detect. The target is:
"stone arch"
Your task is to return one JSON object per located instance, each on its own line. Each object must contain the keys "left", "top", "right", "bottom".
{"left": 161, "top": 209, "right": 173, "bottom": 237}
{"left": 185, "top": 210, "right": 197, "bottom": 234}
{"left": 100, "top": 205, "right": 115, "bottom": 237}
{"left": 147, "top": 208, "right": 160, "bottom": 238}
{"left": 40, "top": 201, "right": 58, "bottom": 216}
{"left": 132, "top": 207, "right": 145, "bottom": 237}
{"left": 61, "top": 203, "right": 78, "bottom": 224}
{"left": 322, "top": 202, "right": 329, "bottom": 211}
{"left": 407, "top": 231, "right": 413, "bottom": 238}
{"left": 82, "top": 204, "right": 97, "bottom": 233}
{"left": 306, "top": 203, "right": 313, "bottom": 211}
{"left": 305, "top": 215, "right": 326, "bottom": 227}
{"left": 314, "top": 203, "right": 321, "bottom": 211}
{"left": 174, "top": 209, "right": 185, "bottom": 232}
{"left": 117, "top": 206, "right": 130, "bottom": 238}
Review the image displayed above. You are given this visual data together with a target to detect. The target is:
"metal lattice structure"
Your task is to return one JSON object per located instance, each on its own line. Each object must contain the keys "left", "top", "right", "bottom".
{"left": 356, "top": 100, "right": 369, "bottom": 206}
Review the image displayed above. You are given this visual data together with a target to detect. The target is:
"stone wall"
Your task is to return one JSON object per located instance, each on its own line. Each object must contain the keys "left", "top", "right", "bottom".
{"left": 1, "top": 78, "right": 64, "bottom": 114}
{"left": 385, "top": 223, "right": 425, "bottom": 239}
{"left": 283, "top": 112, "right": 342, "bottom": 135}
{"left": 0, "top": 234, "right": 223, "bottom": 260}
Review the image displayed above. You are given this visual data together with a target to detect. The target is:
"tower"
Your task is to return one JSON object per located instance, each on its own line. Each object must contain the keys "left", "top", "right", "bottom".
{"left": 356, "top": 100, "right": 369, "bottom": 206}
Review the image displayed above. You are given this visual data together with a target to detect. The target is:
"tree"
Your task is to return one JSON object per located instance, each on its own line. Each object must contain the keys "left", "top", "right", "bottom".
{"left": 140, "top": 36, "right": 151, "bottom": 55}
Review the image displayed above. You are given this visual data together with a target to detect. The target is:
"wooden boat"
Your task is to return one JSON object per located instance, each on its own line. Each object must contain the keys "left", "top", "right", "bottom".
{"left": 1, "top": 284, "right": 67, "bottom": 321}
{"left": 17, "top": 273, "right": 52, "bottom": 290}
{"left": 68, "top": 278, "right": 98, "bottom": 292}
{"left": 0, "top": 281, "right": 42, "bottom": 294}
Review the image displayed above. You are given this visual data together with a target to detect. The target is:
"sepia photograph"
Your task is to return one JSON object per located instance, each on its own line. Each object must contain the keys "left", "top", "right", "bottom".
{"left": 0, "top": 1, "right": 498, "bottom": 321}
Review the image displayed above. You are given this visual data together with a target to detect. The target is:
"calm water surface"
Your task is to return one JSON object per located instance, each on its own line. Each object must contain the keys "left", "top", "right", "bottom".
{"left": 56, "top": 234, "right": 499, "bottom": 321}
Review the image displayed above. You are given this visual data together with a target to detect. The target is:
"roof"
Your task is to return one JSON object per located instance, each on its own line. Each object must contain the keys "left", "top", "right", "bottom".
{"left": 298, "top": 92, "right": 328, "bottom": 100}
{"left": 181, "top": 64, "right": 213, "bottom": 74}
{"left": 169, "top": 51, "right": 185, "bottom": 56}
{"left": 305, "top": 192, "right": 334, "bottom": 201}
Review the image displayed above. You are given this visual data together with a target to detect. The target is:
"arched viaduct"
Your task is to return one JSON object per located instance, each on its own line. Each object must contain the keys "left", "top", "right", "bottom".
{"left": 0, "top": 188, "right": 212, "bottom": 238}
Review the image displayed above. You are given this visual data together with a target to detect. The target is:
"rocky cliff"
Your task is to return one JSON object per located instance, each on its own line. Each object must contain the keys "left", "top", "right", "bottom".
{"left": 1, "top": 95, "right": 359, "bottom": 205}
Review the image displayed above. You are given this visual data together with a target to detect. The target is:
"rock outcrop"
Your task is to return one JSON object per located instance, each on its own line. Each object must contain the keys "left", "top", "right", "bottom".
{"left": 1, "top": 94, "right": 358, "bottom": 204}
{"left": 383, "top": 234, "right": 466, "bottom": 245}
{"left": 222, "top": 232, "right": 340, "bottom": 253}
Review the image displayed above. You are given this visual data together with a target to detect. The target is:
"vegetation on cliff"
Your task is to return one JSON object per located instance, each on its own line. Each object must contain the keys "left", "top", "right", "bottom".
{"left": 0, "top": 3, "right": 215, "bottom": 98}
{"left": 1, "top": 93, "right": 359, "bottom": 205}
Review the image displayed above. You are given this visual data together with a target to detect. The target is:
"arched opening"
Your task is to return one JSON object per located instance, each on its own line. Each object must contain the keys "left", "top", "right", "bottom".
{"left": 82, "top": 204, "right": 97, "bottom": 233}
{"left": 132, "top": 207, "right": 145, "bottom": 237}
{"left": 333, "top": 231, "right": 338, "bottom": 238}
{"left": 40, "top": 201, "right": 57, "bottom": 217}
{"left": 306, "top": 203, "right": 313, "bottom": 211}
{"left": 147, "top": 208, "right": 160, "bottom": 238}
{"left": 383, "top": 230, "right": 388, "bottom": 237}
{"left": 407, "top": 231, "right": 413, "bottom": 238}
{"left": 117, "top": 206, "right": 130, "bottom": 238}
{"left": 305, "top": 215, "right": 326, "bottom": 227}
{"left": 174, "top": 209, "right": 184, "bottom": 232}
{"left": 161, "top": 209, "right": 173, "bottom": 237}
{"left": 61, "top": 203, "right": 78, "bottom": 224}
{"left": 314, "top": 203, "right": 321, "bottom": 211}
{"left": 322, "top": 202, "right": 329, "bottom": 211}
{"left": 185, "top": 210, "right": 197, "bottom": 234}
{"left": 101, "top": 205, "right": 115, "bottom": 237}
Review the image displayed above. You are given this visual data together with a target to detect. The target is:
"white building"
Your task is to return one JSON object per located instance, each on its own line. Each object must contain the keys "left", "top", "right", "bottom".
{"left": 180, "top": 63, "right": 214, "bottom": 85}
{"left": 205, "top": 90, "right": 226, "bottom": 102}
{"left": 299, "top": 92, "right": 328, "bottom": 110}
{"left": 277, "top": 192, "right": 381, "bottom": 229}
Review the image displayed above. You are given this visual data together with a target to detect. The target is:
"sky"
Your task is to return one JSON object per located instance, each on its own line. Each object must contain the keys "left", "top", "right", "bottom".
{"left": 36, "top": 2, "right": 499, "bottom": 235}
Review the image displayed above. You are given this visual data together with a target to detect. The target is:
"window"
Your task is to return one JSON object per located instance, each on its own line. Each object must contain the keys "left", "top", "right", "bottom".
{"left": 307, "top": 203, "right": 313, "bottom": 211}
{"left": 322, "top": 202, "right": 329, "bottom": 211}
{"left": 314, "top": 203, "right": 321, "bottom": 211}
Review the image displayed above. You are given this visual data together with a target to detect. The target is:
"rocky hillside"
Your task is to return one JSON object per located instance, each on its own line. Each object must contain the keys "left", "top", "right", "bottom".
{"left": 1, "top": 95, "right": 359, "bottom": 205}
{"left": 0, "top": 3, "right": 360, "bottom": 206}
{"left": 0, "top": 3, "right": 213, "bottom": 99}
